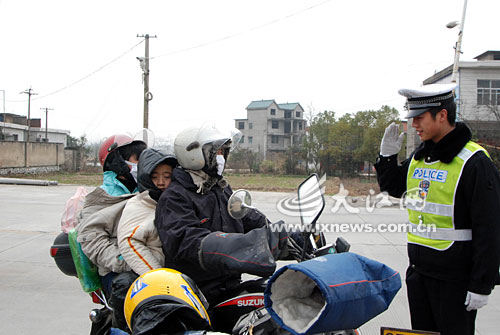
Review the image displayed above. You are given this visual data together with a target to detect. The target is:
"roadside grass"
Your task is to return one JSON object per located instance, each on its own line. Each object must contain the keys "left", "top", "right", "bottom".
{"left": 6, "top": 171, "right": 380, "bottom": 196}
{"left": 227, "top": 173, "right": 380, "bottom": 196}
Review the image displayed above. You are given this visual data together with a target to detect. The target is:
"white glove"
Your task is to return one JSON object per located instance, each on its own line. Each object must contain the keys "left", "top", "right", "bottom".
{"left": 464, "top": 291, "right": 489, "bottom": 311}
{"left": 380, "top": 122, "right": 405, "bottom": 157}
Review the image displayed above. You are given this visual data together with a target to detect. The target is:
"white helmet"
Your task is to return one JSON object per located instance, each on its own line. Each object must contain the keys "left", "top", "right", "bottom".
{"left": 174, "top": 124, "right": 241, "bottom": 171}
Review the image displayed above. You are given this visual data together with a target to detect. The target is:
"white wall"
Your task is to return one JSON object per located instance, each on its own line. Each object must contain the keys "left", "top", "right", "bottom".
{"left": 460, "top": 67, "right": 500, "bottom": 122}
{"left": 1, "top": 123, "right": 69, "bottom": 144}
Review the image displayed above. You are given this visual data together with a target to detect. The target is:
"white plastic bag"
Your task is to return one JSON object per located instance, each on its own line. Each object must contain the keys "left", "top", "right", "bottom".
{"left": 61, "top": 186, "right": 88, "bottom": 233}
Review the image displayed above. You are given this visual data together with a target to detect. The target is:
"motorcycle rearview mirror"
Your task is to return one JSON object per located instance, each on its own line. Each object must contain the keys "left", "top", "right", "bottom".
{"left": 298, "top": 174, "right": 325, "bottom": 260}
{"left": 227, "top": 189, "right": 254, "bottom": 219}
{"left": 298, "top": 173, "right": 325, "bottom": 228}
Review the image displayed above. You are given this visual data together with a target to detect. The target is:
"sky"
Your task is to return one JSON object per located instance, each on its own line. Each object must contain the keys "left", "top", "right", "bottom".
{"left": 1, "top": 0, "right": 499, "bottom": 144}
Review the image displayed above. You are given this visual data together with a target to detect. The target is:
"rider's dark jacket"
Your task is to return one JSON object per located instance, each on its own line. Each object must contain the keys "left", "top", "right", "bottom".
{"left": 154, "top": 167, "right": 267, "bottom": 302}
{"left": 375, "top": 122, "right": 500, "bottom": 294}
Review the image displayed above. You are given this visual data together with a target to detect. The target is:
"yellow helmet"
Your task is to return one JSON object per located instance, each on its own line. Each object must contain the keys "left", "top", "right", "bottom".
{"left": 124, "top": 268, "right": 211, "bottom": 333}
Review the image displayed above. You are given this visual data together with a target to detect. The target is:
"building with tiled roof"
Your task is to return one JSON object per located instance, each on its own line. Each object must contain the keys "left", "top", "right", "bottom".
{"left": 235, "top": 99, "right": 306, "bottom": 160}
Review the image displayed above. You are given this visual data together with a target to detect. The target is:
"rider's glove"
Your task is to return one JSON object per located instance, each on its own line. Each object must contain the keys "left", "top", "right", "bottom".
{"left": 266, "top": 221, "right": 319, "bottom": 261}
{"left": 199, "top": 227, "right": 277, "bottom": 277}
{"left": 267, "top": 220, "right": 290, "bottom": 260}
{"left": 380, "top": 122, "right": 405, "bottom": 157}
{"left": 465, "top": 291, "right": 489, "bottom": 311}
{"left": 285, "top": 232, "right": 324, "bottom": 260}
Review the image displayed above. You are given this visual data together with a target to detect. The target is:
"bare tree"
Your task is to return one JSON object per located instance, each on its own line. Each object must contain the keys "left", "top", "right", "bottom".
{"left": 485, "top": 104, "right": 500, "bottom": 123}
{"left": 459, "top": 100, "right": 500, "bottom": 169}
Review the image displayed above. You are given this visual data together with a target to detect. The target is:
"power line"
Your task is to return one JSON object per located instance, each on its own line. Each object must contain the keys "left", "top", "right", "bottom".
{"left": 150, "top": 0, "right": 333, "bottom": 60}
{"left": 6, "top": 1, "right": 332, "bottom": 104}
{"left": 9, "top": 40, "right": 144, "bottom": 103}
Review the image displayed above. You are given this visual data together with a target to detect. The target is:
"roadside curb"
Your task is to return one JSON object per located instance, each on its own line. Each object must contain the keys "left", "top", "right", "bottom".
{"left": 0, "top": 177, "right": 58, "bottom": 186}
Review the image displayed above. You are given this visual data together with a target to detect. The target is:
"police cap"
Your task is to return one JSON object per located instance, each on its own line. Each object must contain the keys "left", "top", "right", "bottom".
{"left": 399, "top": 83, "right": 457, "bottom": 118}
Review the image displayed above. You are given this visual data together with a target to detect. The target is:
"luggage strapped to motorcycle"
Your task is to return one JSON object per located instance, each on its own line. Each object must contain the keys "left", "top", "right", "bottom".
{"left": 68, "top": 229, "right": 112, "bottom": 310}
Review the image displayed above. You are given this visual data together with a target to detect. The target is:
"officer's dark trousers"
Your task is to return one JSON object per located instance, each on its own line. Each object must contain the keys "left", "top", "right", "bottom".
{"left": 406, "top": 266, "right": 477, "bottom": 335}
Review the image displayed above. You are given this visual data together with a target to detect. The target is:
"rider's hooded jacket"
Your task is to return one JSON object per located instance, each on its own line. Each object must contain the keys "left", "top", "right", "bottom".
{"left": 375, "top": 122, "right": 500, "bottom": 295}
{"left": 101, "top": 170, "right": 138, "bottom": 196}
{"left": 155, "top": 167, "right": 268, "bottom": 303}
{"left": 117, "top": 149, "right": 176, "bottom": 276}
{"left": 76, "top": 187, "right": 134, "bottom": 276}
{"left": 101, "top": 149, "right": 139, "bottom": 196}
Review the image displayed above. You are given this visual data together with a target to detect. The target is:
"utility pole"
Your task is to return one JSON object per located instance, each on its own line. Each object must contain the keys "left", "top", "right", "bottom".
{"left": 40, "top": 107, "right": 53, "bottom": 142}
{"left": 450, "top": 0, "right": 468, "bottom": 83}
{"left": 20, "top": 87, "right": 37, "bottom": 167}
{"left": 137, "top": 33, "right": 156, "bottom": 129}
{"left": 20, "top": 87, "right": 37, "bottom": 143}
{"left": 0, "top": 90, "right": 5, "bottom": 140}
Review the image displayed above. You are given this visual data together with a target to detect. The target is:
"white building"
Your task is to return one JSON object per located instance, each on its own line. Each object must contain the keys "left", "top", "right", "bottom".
{"left": 1, "top": 113, "right": 69, "bottom": 144}
{"left": 235, "top": 100, "right": 306, "bottom": 160}
{"left": 423, "top": 50, "right": 500, "bottom": 123}
{"left": 406, "top": 50, "right": 500, "bottom": 156}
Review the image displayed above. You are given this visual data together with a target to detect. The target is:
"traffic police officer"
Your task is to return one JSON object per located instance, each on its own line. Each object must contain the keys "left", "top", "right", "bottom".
{"left": 374, "top": 83, "right": 500, "bottom": 335}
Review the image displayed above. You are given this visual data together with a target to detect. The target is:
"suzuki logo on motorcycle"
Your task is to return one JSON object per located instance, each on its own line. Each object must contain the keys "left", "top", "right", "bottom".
{"left": 130, "top": 278, "right": 148, "bottom": 299}
{"left": 237, "top": 297, "right": 265, "bottom": 307}
{"left": 216, "top": 294, "right": 265, "bottom": 308}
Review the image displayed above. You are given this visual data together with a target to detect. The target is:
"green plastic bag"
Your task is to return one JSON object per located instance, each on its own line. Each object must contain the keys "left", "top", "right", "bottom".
{"left": 68, "top": 229, "right": 102, "bottom": 293}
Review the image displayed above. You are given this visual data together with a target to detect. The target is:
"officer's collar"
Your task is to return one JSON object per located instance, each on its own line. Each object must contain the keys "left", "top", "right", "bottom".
{"left": 414, "top": 122, "right": 472, "bottom": 163}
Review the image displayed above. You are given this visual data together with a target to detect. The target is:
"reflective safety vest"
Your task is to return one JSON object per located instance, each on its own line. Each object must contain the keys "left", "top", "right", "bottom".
{"left": 406, "top": 141, "right": 489, "bottom": 250}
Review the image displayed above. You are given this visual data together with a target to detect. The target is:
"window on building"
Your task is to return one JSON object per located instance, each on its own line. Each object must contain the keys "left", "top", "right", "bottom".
{"left": 296, "top": 111, "right": 301, "bottom": 118}
{"left": 299, "top": 121, "right": 303, "bottom": 130}
{"left": 284, "top": 121, "right": 291, "bottom": 133}
{"left": 477, "top": 79, "right": 500, "bottom": 105}
{"left": 240, "top": 136, "right": 244, "bottom": 144}
{"left": 249, "top": 123, "right": 253, "bottom": 129}
{"left": 13, "top": 134, "right": 18, "bottom": 141}
{"left": 248, "top": 136, "right": 253, "bottom": 144}
{"left": 271, "top": 135, "right": 279, "bottom": 144}
{"left": 272, "top": 120, "right": 279, "bottom": 129}
{"left": 238, "top": 121, "right": 245, "bottom": 129}
{"left": 285, "top": 111, "right": 292, "bottom": 118}
{"left": 270, "top": 109, "right": 276, "bottom": 115}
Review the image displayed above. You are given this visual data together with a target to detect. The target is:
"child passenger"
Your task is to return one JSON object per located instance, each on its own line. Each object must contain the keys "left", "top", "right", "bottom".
{"left": 109, "top": 148, "right": 177, "bottom": 332}
{"left": 117, "top": 148, "right": 177, "bottom": 274}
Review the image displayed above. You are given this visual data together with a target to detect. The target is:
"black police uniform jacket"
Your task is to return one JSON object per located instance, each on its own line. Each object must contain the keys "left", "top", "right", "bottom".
{"left": 375, "top": 122, "right": 500, "bottom": 295}
{"left": 154, "top": 167, "right": 267, "bottom": 299}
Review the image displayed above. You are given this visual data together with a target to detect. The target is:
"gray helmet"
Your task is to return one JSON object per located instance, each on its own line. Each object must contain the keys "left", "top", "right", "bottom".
{"left": 174, "top": 124, "right": 241, "bottom": 171}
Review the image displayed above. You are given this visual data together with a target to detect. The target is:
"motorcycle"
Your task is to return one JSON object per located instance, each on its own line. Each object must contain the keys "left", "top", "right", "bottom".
{"left": 51, "top": 174, "right": 399, "bottom": 335}
{"left": 202, "top": 173, "right": 359, "bottom": 335}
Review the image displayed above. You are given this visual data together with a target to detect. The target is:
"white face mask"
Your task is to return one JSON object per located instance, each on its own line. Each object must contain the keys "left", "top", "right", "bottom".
{"left": 216, "top": 155, "right": 225, "bottom": 176}
{"left": 125, "top": 161, "right": 138, "bottom": 182}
